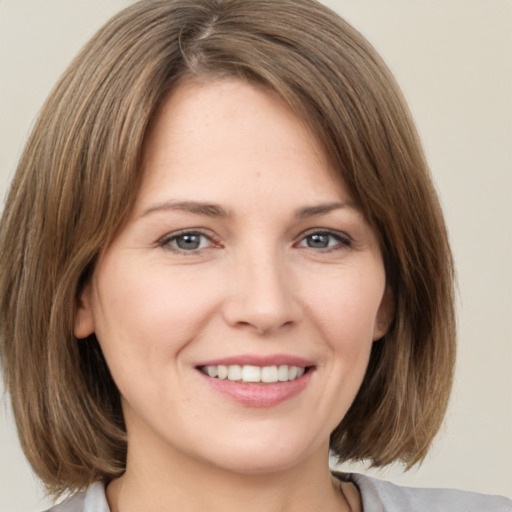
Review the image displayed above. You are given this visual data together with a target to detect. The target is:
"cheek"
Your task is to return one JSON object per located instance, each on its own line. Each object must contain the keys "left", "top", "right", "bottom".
{"left": 91, "top": 260, "right": 223, "bottom": 376}
{"left": 304, "top": 267, "right": 386, "bottom": 350}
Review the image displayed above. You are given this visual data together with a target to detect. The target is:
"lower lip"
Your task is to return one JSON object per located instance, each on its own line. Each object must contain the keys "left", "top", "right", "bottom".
{"left": 197, "top": 369, "right": 313, "bottom": 408}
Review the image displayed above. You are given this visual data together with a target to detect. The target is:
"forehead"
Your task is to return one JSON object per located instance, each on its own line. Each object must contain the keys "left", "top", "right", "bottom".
{"left": 137, "top": 78, "right": 350, "bottom": 212}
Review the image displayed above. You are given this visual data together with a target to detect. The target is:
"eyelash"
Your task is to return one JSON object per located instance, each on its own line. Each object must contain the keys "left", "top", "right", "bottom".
{"left": 158, "top": 229, "right": 352, "bottom": 255}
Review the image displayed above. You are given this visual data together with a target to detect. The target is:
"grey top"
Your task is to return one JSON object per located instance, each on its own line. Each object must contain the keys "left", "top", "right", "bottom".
{"left": 44, "top": 473, "right": 512, "bottom": 512}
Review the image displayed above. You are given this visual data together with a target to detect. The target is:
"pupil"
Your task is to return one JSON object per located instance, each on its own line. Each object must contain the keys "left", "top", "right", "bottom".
{"left": 308, "top": 234, "right": 328, "bottom": 248}
{"left": 177, "top": 234, "right": 200, "bottom": 250}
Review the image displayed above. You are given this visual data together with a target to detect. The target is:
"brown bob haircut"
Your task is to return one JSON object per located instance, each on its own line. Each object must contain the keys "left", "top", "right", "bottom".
{"left": 0, "top": 0, "right": 455, "bottom": 496}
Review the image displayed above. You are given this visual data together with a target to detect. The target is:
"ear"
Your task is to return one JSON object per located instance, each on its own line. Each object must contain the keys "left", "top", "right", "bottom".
{"left": 74, "top": 283, "right": 96, "bottom": 339}
{"left": 373, "top": 286, "right": 394, "bottom": 341}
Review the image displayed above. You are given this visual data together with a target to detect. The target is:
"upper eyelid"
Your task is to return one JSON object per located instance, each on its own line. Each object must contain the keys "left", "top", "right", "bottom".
{"left": 160, "top": 228, "right": 216, "bottom": 240}
{"left": 301, "top": 227, "right": 349, "bottom": 236}
{"left": 297, "top": 228, "right": 353, "bottom": 242}
{"left": 158, "top": 226, "right": 350, "bottom": 237}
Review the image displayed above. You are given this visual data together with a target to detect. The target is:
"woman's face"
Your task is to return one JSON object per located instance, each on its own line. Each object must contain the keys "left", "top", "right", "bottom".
{"left": 76, "top": 79, "right": 390, "bottom": 475}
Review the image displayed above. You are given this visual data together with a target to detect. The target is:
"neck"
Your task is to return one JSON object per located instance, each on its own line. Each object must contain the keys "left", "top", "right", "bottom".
{"left": 107, "top": 440, "right": 353, "bottom": 512}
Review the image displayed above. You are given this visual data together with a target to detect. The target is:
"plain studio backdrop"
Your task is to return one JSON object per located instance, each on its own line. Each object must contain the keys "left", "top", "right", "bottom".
{"left": 0, "top": 1, "right": 511, "bottom": 510}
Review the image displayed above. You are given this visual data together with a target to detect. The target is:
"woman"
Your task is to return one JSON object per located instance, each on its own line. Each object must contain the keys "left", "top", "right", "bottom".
{"left": 0, "top": 1, "right": 510, "bottom": 511}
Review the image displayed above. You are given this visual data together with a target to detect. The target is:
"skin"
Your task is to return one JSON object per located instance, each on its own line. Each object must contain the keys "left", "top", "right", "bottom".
{"left": 75, "top": 78, "right": 391, "bottom": 512}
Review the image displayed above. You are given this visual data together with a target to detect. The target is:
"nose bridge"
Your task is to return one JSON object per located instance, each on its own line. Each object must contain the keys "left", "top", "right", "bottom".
{"left": 223, "top": 240, "right": 299, "bottom": 334}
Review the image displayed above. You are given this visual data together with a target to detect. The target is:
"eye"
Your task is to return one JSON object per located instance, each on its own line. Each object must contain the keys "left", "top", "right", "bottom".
{"left": 297, "top": 230, "right": 352, "bottom": 250}
{"left": 159, "top": 230, "right": 216, "bottom": 253}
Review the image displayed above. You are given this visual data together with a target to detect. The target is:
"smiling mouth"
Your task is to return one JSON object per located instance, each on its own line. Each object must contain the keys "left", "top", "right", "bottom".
{"left": 198, "top": 364, "right": 312, "bottom": 384}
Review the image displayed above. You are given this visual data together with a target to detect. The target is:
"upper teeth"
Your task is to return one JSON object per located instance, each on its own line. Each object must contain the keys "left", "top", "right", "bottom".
{"left": 200, "top": 365, "right": 306, "bottom": 383}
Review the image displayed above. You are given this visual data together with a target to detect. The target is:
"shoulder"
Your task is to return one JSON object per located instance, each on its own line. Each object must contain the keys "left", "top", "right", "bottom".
{"left": 334, "top": 472, "right": 512, "bottom": 512}
{"left": 43, "top": 482, "right": 110, "bottom": 512}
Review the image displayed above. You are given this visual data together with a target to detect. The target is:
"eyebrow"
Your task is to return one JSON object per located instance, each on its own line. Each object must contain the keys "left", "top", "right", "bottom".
{"left": 140, "top": 200, "right": 355, "bottom": 219}
{"left": 295, "top": 201, "right": 356, "bottom": 218}
{"left": 141, "top": 200, "right": 231, "bottom": 219}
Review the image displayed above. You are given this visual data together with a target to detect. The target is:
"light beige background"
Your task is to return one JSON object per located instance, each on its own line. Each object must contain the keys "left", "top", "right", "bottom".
{"left": 0, "top": 1, "right": 511, "bottom": 510}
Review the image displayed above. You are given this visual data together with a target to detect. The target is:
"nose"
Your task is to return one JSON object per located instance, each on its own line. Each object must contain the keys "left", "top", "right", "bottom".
{"left": 222, "top": 247, "right": 301, "bottom": 335}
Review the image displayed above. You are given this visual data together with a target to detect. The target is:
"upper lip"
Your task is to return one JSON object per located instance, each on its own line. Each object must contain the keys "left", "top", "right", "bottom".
{"left": 196, "top": 354, "right": 315, "bottom": 368}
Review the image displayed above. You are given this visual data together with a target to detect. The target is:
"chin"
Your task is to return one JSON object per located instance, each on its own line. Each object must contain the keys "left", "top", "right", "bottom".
{"left": 192, "top": 431, "right": 323, "bottom": 476}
